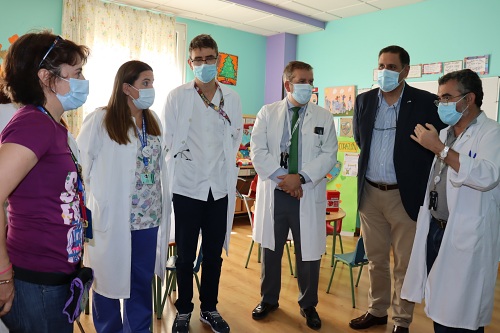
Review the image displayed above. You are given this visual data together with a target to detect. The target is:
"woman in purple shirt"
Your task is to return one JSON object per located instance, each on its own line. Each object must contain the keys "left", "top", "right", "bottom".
{"left": 0, "top": 31, "right": 89, "bottom": 333}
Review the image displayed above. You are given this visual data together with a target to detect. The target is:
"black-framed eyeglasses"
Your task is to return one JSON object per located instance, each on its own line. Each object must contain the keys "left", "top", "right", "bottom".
{"left": 38, "top": 36, "right": 63, "bottom": 68}
{"left": 434, "top": 92, "right": 469, "bottom": 107}
{"left": 190, "top": 56, "right": 218, "bottom": 66}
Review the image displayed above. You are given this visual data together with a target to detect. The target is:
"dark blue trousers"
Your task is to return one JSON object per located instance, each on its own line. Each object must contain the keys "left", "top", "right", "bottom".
{"left": 92, "top": 227, "right": 158, "bottom": 333}
{"left": 172, "top": 190, "right": 228, "bottom": 314}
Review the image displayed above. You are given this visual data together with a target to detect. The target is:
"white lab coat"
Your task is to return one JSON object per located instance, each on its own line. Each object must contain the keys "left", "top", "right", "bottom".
{"left": 77, "top": 108, "right": 169, "bottom": 298}
{"left": 161, "top": 81, "right": 242, "bottom": 253}
{"left": 402, "top": 112, "right": 500, "bottom": 330}
{"left": 250, "top": 99, "right": 337, "bottom": 261}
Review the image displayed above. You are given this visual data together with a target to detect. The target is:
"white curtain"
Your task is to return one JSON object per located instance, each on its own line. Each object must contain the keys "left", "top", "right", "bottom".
{"left": 62, "top": 0, "right": 178, "bottom": 136}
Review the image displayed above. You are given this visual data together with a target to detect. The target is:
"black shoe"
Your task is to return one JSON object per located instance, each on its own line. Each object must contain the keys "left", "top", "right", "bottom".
{"left": 252, "top": 302, "right": 279, "bottom": 320}
{"left": 172, "top": 312, "right": 191, "bottom": 333}
{"left": 349, "top": 312, "right": 388, "bottom": 329}
{"left": 200, "top": 310, "right": 230, "bottom": 333}
{"left": 300, "top": 306, "right": 322, "bottom": 330}
{"left": 393, "top": 325, "right": 409, "bottom": 333}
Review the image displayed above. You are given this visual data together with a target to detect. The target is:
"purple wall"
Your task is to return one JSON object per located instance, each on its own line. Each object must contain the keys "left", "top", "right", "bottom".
{"left": 264, "top": 33, "right": 297, "bottom": 104}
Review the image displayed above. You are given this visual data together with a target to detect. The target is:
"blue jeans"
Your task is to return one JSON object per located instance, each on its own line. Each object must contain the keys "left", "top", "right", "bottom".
{"left": 1, "top": 279, "right": 72, "bottom": 333}
{"left": 93, "top": 227, "right": 158, "bottom": 333}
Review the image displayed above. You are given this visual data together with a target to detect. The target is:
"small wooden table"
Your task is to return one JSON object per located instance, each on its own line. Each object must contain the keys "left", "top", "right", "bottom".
{"left": 326, "top": 208, "right": 346, "bottom": 266}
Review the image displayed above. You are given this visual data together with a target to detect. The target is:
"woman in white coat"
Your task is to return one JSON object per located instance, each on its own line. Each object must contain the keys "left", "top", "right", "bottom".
{"left": 402, "top": 69, "right": 500, "bottom": 333}
{"left": 77, "top": 60, "right": 169, "bottom": 333}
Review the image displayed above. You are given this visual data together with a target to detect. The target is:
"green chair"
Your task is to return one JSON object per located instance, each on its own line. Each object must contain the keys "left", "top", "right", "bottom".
{"left": 153, "top": 244, "right": 203, "bottom": 319}
{"left": 326, "top": 236, "right": 368, "bottom": 308}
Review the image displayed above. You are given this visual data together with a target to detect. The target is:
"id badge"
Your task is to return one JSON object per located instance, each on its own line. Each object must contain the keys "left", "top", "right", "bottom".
{"left": 140, "top": 172, "right": 155, "bottom": 184}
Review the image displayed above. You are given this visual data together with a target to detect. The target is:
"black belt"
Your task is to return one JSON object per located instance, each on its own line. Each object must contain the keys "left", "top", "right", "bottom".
{"left": 13, "top": 265, "right": 75, "bottom": 286}
{"left": 431, "top": 216, "right": 447, "bottom": 230}
{"left": 366, "top": 178, "right": 399, "bottom": 191}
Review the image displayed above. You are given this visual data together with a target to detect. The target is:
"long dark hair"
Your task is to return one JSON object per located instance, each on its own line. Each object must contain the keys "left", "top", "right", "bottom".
{"left": 104, "top": 60, "right": 160, "bottom": 145}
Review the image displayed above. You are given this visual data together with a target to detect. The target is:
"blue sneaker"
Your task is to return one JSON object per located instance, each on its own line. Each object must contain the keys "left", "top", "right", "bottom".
{"left": 200, "top": 310, "right": 230, "bottom": 333}
{"left": 172, "top": 312, "right": 191, "bottom": 333}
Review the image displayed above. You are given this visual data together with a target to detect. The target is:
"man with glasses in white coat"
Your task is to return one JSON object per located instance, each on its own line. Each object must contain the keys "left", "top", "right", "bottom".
{"left": 162, "top": 34, "right": 242, "bottom": 333}
{"left": 402, "top": 69, "right": 500, "bottom": 333}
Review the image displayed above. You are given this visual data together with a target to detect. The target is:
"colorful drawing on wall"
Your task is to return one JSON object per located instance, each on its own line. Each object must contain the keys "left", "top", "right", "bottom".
{"left": 326, "top": 160, "right": 342, "bottom": 183}
{"left": 0, "top": 34, "right": 19, "bottom": 74}
{"left": 342, "top": 153, "right": 359, "bottom": 177}
{"left": 310, "top": 87, "right": 318, "bottom": 104}
{"left": 324, "top": 85, "right": 356, "bottom": 117}
{"left": 339, "top": 117, "right": 353, "bottom": 138}
{"left": 217, "top": 52, "right": 238, "bottom": 85}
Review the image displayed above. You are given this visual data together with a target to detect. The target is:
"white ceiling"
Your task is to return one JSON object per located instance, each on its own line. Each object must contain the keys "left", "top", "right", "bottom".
{"left": 108, "top": 0, "right": 426, "bottom": 36}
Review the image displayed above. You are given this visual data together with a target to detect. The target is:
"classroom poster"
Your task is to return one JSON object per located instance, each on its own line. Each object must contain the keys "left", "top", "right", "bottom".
{"left": 217, "top": 52, "right": 238, "bottom": 85}
{"left": 324, "top": 85, "right": 355, "bottom": 116}
{"left": 339, "top": 117, "right": 353, "bottom": 138}
{"left": 342, "top": 153, "right": 359, "bottom": 177}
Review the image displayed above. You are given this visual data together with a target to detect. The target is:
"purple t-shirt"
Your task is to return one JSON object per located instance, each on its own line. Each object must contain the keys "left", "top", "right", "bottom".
{"left": 0, "top": 105, "right": 82, "bottom": 274}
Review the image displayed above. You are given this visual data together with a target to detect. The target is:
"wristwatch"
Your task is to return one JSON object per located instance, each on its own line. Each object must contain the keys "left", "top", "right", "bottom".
{"left": 298, "top": 173, "right": 306, "bottom": 184}
{"left": 439, "top": 146, "right": 450, "bottom": 160}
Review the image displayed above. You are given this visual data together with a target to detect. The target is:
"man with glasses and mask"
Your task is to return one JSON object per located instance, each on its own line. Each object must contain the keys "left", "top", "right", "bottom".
{"left": 351, "top": 45, "right": 445, "bottom": 333}
{"left": 250, "top": 61, "right": 337, "bottom": 330}
{"left": 162, "top": 34, "right": 242, "bottom": 333}
{"left": 402, "top": 69, "right": 500, "bottom": 333}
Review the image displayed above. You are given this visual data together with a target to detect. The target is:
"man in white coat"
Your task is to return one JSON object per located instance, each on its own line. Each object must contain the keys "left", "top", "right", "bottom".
{"left": 162, "top": 34, "right": 242, "bottom": 333}
{"left": 402, "top": 69, "right": 500, "bottom": 333}
{"left": 250, "top": 61, "right": 337, "bottom": 330}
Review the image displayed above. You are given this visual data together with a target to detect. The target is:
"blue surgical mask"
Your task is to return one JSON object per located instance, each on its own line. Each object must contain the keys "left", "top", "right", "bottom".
{"left": 129, "top": 85, "right": 155, "bottom": 110}
{"left": 437, "top": 94, "right": 469, "bottom": 126}
{"left": 292, "top": 84, "right": 313, "bottom": 105}
{"left": 56, "top": 77, "right": 89, "bottom": 111}
{"left": 377, "top": 69, "right": 404, "bottom": 92}
{"left": 193, "top": 64, "right": 217, "bottom": 83}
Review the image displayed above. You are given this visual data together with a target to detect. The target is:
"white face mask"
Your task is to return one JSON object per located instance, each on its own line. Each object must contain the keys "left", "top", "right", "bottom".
{"left": 129, "top": 85, "right": 155, "bottom": 110}
{"left": 291, "top": 83, "right": 313, "bottom": 105}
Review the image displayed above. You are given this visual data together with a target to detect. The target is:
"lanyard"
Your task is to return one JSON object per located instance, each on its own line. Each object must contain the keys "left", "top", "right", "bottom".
{"left": 36, "top": 106, "right": 87, "bottom": 223}
{"left": 194, "top": 82, "right": 231, "bottom": 125}
{"left": 135, "top": 114, "right": 149, "bottom": 167}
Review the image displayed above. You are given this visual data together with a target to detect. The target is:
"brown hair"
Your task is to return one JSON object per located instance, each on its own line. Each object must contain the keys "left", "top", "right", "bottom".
{"left": 189, "top": 34, "right": 218, "bottom": 56}
{"left": 283, "top": 61, "right": 313, "bottom": 82}
{"left": 0, "top": 31, "right": 89, "bottom": 106}
{"left": 104, "top": 60, "right": 160, "bottom": 145}
{"left": 0, "top": 85, "right": 11, "bottom": 104}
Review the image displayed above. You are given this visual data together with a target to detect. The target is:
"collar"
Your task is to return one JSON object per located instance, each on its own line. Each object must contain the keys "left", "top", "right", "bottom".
{"left": 286, "top": 98, "right": 307, "bottom": 114}
{"left": 377, "top": 82, "right": 406, "bottom": 106}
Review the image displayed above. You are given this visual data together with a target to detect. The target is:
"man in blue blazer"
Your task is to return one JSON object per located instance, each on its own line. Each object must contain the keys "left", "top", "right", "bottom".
{"left": 350, "top": 45, "right": 445, "bottom": 333}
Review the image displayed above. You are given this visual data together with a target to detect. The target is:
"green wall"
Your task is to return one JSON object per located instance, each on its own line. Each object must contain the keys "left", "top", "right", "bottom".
{"left": 0, "top": 0, "right": 62, "bottom": 49}
{"left": 298, "top": 0, "right": 500, "bottom": 232}
{"left": 298, "top": 0, "right": 500, "bottom": 90}
{"left": 177, "top": 17, "right": 267, "bottom": 116}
